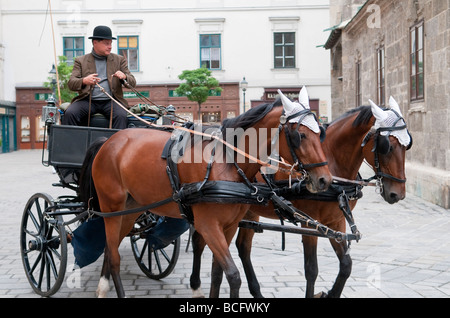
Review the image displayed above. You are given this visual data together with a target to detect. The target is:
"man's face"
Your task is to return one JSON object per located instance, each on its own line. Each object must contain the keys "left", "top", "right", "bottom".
{"left": 93, "top": 39, "right": 112, "bottom": 56}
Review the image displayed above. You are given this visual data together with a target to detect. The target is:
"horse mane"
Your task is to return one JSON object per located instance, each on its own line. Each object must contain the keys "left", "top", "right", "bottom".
{"left": 328, "top": 105, "right": 373, "bottom": 128}
{"left": 221, "top": 98, "right": 282, "bottom": 133}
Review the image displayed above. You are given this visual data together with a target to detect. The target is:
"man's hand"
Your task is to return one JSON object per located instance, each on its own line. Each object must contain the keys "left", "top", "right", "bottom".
{"left": 83, "top": 73, "right": 100, "bottom": 86}
{"left": 113, "top": 71, "right": 127, "bottom": 81}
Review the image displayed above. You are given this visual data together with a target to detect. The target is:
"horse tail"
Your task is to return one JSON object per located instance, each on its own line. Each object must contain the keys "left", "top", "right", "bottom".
{"left": 78, "top": 137, "right": 108, "bottom": 211}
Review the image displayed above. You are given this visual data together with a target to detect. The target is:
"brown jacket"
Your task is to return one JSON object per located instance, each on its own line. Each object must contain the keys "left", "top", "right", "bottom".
{"left": 68, "top": 53, "right": 136, "bottom": 107}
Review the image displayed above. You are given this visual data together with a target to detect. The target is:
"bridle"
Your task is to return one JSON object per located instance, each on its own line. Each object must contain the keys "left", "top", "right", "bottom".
{"left": 361, "top": 109, "right": 413, "bottom": 185}
{"left": 278, "top": 106, "right": 328, "bottom": 176}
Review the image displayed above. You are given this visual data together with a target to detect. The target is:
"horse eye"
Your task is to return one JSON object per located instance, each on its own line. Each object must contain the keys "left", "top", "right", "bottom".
{"left": 299, "top": 133, "right": 306, "bottom": 139}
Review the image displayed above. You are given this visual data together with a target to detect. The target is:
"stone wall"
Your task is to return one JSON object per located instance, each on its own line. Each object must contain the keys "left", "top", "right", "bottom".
{"left": 330, "top": 0, "right": 450, "bottom": 208}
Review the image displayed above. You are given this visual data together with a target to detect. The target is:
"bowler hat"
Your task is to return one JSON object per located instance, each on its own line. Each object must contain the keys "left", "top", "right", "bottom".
{"left": 89, "top": 26, "right": 116, "bottom": 40}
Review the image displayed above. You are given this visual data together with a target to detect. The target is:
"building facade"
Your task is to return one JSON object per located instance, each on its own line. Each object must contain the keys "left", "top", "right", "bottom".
{"left": 0, "top": 0, "right": 332, "bottom": 150}
{"left": 325, "top": 0, "right": 450, "bottom": 208}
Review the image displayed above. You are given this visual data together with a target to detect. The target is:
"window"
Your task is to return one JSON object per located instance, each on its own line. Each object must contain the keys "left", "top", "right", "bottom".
{"left": 36, "top": 116, "right": 45, "bottom": 142}
{"left": 21, "top": 116, "right": 30, "bottom": 143}
{"left": 274, "top": 32, "right": 296, "bottom": 68}
{"left": 356, "top": 61, "right": 362, "bottom": 107}
{"left": 410, "top": 22, "right": 424, "bottom": 101}
{"left": 118, "top": 36, "right": 139, "bottom": 72}
{"left": 200, "top": 34, "right": 221, "bottom": 70}
{"left": 377, "top": 47, "right": 385, "bottom": 106}
{"left": 202, "top": 111, "right": 221, "bottom": 124}
{"left": 63, "top": 37, "right": 84, "bottom": 65}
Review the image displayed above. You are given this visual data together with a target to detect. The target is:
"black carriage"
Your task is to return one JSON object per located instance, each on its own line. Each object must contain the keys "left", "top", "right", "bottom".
{"left": 19, "top": 100, "right": 188, "bottom": 297}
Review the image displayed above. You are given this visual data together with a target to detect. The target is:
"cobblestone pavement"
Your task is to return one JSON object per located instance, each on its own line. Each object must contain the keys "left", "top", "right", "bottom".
{"left": 1, "top": 150, "right": 449, "bottom": 298}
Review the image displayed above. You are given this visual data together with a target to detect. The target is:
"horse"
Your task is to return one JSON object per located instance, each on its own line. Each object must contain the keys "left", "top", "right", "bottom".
{"left": 190, "top": 96, "right": 412, "bottom": 298}
{"left": 78, "top": 86, "right": 333, "bottom": 298}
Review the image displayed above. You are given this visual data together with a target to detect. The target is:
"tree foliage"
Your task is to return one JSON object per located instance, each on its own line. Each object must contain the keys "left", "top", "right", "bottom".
{"left": 175, "top": 68, "right": 222, "bottom": 120}
{"left": 44, "top": 55, "right": 77, "bottom": 103}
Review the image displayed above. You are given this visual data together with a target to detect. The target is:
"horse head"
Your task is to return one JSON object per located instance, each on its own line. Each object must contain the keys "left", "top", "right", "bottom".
{"left": 277, "top": 87, "right": 331, "bottom": 193}
{"left": 363, "top": 97, "right": 412, "bottom": 204}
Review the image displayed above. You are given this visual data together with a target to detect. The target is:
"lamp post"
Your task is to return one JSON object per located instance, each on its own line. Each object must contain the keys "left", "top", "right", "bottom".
{"left": 43, "top": 65, "right": 58, "bottom": 125}
{"left": 49, "top": 64, "right": 57, "bottom": 99}
{"left": 240, "top": 77, "right": 248, "bottom": 113}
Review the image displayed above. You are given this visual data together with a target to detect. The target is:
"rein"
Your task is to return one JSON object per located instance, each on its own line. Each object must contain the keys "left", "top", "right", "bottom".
{"left": 95, "top": 83, "right": 316, "bottom": 179}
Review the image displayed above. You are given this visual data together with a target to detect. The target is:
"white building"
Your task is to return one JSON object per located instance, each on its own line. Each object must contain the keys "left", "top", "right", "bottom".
{"left": 0, "top": 0, "right": 331, "bottom": 149}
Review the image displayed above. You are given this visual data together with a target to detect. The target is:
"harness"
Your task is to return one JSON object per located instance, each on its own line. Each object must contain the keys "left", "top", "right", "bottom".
{"left": 281, "top": 107, "right": 328, "bottom": 172}
{"left": 62, "top": 85, "right": 360, "bottom": 246}
{"left": 360, "top": 108, "right": 412, "bottom": 186}
{"left": 161, "top": 105, "right": 328, "bottom": 224}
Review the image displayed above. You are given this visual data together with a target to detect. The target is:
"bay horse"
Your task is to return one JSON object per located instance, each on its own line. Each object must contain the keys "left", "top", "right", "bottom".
{"left": 79, "top": 87, "right": 332, "bottom": 298}
{"left": 190, "top": 96, "right": 412, "bottom": 298}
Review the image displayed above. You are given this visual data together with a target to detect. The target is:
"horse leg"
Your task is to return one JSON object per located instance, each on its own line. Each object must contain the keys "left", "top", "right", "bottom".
{"left": 96, "top": 248, "right": 111, "bottom": 298}
{"left": 209, "top": 255, "right": 224, "bottom": 298}
{"left": 197, "top": 222, "right": 241, "bottom": 298}
{"left": 302, "top": 235, "right": 319, "bottom": 298}
{"left": 190, "top": 232, "right": 227, "bottom": 298}
{"left": 190, "top": 230, "right": 206, "bottom": 298}
{"left": 101, "top": 216, "right": 126, "bottom": 298}
{"left": 235, "top": 227, "right": 264, "bottom": 298}
{"left": 326, "top": 238, "right": 352, "bottom": 298}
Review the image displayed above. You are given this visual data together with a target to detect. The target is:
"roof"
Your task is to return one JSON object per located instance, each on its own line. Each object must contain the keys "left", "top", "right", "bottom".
{"left": 0, "top": 100, "right": 16, "bottom": 107}
{"left": 322, "top": 0, "right": 370, "bottom": 49}
{"left": 323, "top": 19, "right": 350, "bottom": 49}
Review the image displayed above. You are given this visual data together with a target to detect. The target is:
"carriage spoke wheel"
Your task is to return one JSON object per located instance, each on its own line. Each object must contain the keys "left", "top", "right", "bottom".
{"left": 20, "top": 193, "right": 67, "bottom": 297}
{"left": 130, "top": 213, "right": 180, "bottom": 280}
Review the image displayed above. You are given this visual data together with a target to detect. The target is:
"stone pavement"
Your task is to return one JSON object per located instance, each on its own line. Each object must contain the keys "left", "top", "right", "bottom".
{"left": 1, "top": 150, "right": 449, "bottom": 298}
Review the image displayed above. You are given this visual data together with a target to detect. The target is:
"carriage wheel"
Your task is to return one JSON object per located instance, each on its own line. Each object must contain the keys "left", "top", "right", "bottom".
{"left": 20, "top": 193, "right": 67, "bottom": 297}
{"left": 130, "top": 213, "right": 180, "bottom": 280}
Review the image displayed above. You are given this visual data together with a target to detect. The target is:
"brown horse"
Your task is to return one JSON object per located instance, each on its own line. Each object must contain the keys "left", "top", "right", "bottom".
{"left": 79, "top": 87, "right": 332, "bottom": 297}
{"left": 190, "top": 97, "right": 412, "bottom": 298}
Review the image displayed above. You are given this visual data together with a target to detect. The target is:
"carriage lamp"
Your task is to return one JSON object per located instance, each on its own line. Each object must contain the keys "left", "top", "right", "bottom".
{"left": 163, "top": 105, "right": 177, "bottom": 125}
{"left": 43, "top": 96, "right": 57, "bottom": 125}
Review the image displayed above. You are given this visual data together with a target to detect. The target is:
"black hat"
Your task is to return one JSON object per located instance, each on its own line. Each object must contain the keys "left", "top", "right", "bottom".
{"left": 89, "top": 26, "right": 116, "bottom": 40}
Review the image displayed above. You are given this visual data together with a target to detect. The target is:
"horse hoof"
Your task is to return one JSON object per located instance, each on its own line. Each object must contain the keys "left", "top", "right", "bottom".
{"left": 313, "top": 291, "right": 328, "bottom": 298}
{"left": 192, "top": 288, "right": 205, "bottom": 298}
{"left": 96, "top": 276, "right": 110, "bottom": 298}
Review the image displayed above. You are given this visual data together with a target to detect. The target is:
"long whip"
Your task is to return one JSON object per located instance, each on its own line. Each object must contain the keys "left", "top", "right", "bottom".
{"left": 48, "top": 0, "right": 62, "bottom": 106}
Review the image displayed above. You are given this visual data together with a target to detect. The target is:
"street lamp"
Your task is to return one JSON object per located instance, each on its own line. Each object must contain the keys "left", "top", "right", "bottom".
{"left": 240, "top": 77, "right": 248, "bottom": 113}
{"left": 49, "top": 64, "right": 57, "bottom": 98}
{"left": 43, "top": 64, "right": 58, "bottom": 125}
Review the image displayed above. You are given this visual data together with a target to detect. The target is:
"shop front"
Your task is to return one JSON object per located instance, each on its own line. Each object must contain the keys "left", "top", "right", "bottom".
{"left": 124, "top": 82, "right": 240, "bottom": 124}
{"left": 251, "top": 87, "right": 320, "bottom": 117}
{"left": 14, "top": 82, "right": 240, "bottom": 150}
{"left": 0, "top": 100, "right": 17, "bottom": 153}
{"left": 15, "top": 87, "right": 50, "bottom": 150}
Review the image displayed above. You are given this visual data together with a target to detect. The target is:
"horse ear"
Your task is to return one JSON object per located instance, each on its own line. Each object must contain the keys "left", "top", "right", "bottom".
{"left": 369, "top": 99, "right": 388, "bottom": 123}
{"left": 389, "top": 96, "right": 403, "bottom": 115}
{"left": 299, "top": 86, "right": 310, "bottom": 109}
{"left": 278, "top": 89, "right": 295, "bottom": 113}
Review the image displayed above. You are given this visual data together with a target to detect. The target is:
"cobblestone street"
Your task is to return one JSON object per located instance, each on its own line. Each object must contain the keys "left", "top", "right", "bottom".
{"left": 1, "top": 150, "right": 449, "bottom": 299}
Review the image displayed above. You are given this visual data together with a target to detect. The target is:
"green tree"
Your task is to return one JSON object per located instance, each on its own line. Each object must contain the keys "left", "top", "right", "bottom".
{"left": 44, "top": 55, "right": 77, "bottom": 104}
{"left": 175, "top": 67, "right": 223, "bottom": 123}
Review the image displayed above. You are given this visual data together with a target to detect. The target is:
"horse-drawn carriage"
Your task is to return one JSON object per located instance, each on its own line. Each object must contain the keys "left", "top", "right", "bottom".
{"left": 19, "top": 86, "right": 412, "bottom": 298}
{"left": 19, "top": 99, "right": 190, "bottom": 296}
